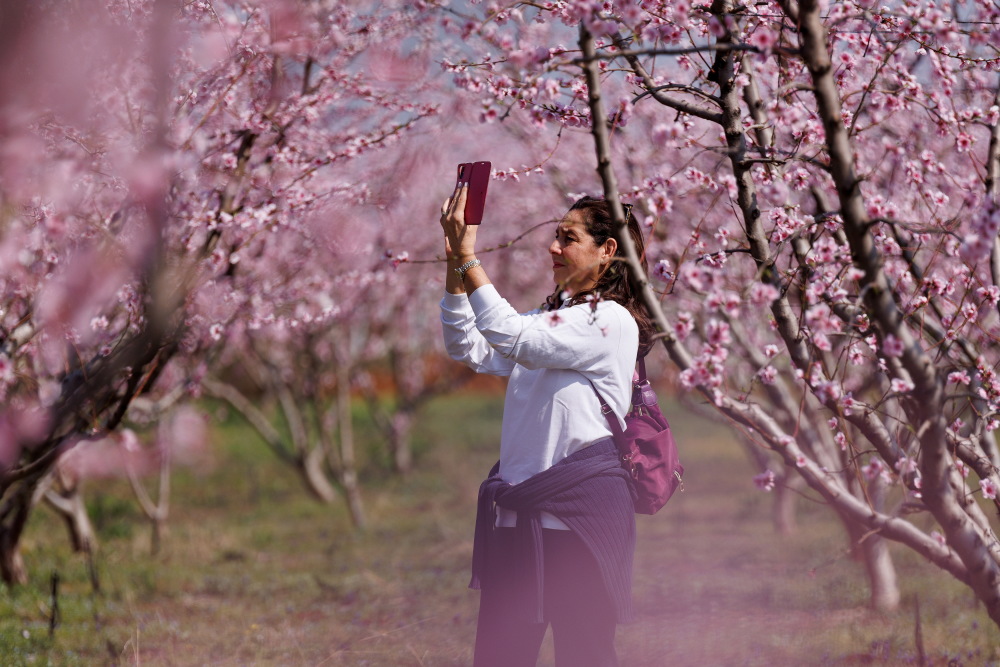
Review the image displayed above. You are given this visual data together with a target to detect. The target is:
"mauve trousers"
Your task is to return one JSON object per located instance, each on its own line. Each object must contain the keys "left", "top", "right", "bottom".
{"left": 473, "top": 527, "right": 619, "bottom": 667}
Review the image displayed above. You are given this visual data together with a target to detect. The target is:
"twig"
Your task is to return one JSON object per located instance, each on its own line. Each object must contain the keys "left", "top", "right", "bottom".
{"left": 406, "top": 219, "right": 557, "bottom": 264}
{"left": 572, "top": 42, "right": 775, "bottom": 64}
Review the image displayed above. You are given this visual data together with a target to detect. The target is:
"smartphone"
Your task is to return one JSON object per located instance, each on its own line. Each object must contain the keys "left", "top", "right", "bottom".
{"left": 455, "top": 161, "right": 491, "bottom": 225}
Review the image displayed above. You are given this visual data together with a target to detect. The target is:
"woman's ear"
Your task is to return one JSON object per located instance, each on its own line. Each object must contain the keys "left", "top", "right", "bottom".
{"left": 602, "top": 237, "right": 618, "bottom": 263}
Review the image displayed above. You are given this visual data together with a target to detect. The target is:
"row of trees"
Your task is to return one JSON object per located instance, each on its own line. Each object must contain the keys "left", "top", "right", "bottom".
{"left": 444, "top": 0, "right": 1000, "bottom": 625}
{"left": 0, "top": 0, "right": 476, "bottom": 581}
{"left": 2, "top": 0, "right": 1000, "bottom": 634}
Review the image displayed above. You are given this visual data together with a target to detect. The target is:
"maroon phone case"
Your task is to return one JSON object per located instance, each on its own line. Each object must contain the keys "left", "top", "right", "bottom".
{"left": 456, "top": 161, "right": 491, "bottom": 225}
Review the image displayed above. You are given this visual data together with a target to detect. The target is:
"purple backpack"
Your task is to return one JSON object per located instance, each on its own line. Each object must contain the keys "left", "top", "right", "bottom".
{"left": 593, "top": 357, "right": 684, "bottom": 515}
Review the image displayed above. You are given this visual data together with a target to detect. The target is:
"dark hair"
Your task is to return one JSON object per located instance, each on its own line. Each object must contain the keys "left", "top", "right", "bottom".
{"left": 544, "top": 196, "right": 656, "bottom": 356}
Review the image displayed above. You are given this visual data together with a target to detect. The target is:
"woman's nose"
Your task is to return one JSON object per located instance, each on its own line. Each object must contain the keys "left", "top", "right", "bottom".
{"left": 549, "top": 239, "right": 560, "bottom": 255}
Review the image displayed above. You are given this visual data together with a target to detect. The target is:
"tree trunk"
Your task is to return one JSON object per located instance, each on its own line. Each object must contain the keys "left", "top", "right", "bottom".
{"left": 46, "top": 488, "right": 98, "bottom": 556}
{"left": 837, "top": 476, "right": 901, "bottom": 611}
{"left": 205, "top": 375, "right": 338, "bottom": 502}
{"left": 0, "top": 542, "right": 27, "bottom": 586}
{"left": 302, "top": 446, "right": 338, "bottom": 504}
{"left": 335, "top": 358, "right": 366, "bottom": 530}
{"left": 388, "top": 410, "right": 414, "bottom": 475}
{"left": 774, "top": 471, "right": 803, "bottom": 536}
{"left": 42, "top": 477, "right": 101, "bottom": 592}
{"left": 0, "top": 488, "right": 32, "bottom": 585}
{"left": 861, "top": 532, "right": 901, "bottom": 612}
{"left": 151, "top": 518, "right": 167, "bottom": 556}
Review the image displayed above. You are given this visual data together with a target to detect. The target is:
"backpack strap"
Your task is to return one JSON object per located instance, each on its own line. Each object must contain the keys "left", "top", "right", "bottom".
{"left": 591, "top": 356, "right": 642, "bottom": 441}
{"left": 592, "top": 381, "right": 626, "bottom": 441}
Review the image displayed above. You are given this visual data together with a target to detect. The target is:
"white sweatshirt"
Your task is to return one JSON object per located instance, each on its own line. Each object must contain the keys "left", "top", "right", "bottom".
{"left": 440, "top": 284, "right": 638, "bottom": 528}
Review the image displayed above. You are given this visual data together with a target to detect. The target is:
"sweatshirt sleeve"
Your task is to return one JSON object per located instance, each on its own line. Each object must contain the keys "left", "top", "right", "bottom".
{"left": 468, "top": 284, "right": 638, "bottom": 378}
{"left": 440, "top": 291, "right": 517, "bottom": 377}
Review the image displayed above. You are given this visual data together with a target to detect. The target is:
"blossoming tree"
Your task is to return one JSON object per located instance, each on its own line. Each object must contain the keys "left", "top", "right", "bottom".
{"left": 439, "top": 0, "right": 1000, "bottom": 626}
{"left": 0, "top": 0, "right": 447, "bottom": 580}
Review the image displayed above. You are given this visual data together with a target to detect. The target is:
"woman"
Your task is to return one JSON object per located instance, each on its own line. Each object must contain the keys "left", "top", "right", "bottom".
{"left": 439, "top": 183, "right": 654, "bottom": 667}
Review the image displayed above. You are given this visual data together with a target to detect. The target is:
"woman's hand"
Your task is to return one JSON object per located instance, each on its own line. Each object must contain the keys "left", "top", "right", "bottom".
{"left": 440, "top": 183, "right": 477, "bottom": 262}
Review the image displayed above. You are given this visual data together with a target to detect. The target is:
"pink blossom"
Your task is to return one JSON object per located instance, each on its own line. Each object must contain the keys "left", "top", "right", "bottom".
{"left": 981, "top": 478, "right": 998, "bottom": 500}
{"left": 507, "top": 47, "right": 550, "bottom": 69}
{"left": 620, "top": 3, "right": 643, "bottom": 26}
{"left": 707, "top": 16, "right": 726, "bottom": 38}
{"left": 845, "top": 267, "right": 865, "bottom": 282}
{"left": 862, "top": 458, "right": 886, "bottom": 482}
{"left": 758, "top": 366, "right": 777, "bottom": 384}
{"left": 680, "top": 264, "right": 709, "bottom": 292}
{"left": 813, "top": 380, "right": 841, "bottom": 403}
{"left": 805, "top": 304, "right": 842, "bottom": 336}
{"left": 652, "top": 259, "right": 673, "bottom": 282}
{"left": 651, "top": 124, "right": 670, "bottom": 148}
{"left": 748, "top": 27, "right": 776, "bottom": 56}
{"left": 702, "top": 251, "right": 727, "bottom": 269}
{"left": 978, "top": 285, "right": 1000, "bottom": 305}
{"left": 390, "top": 251, "right": 409, "bottom": 269}
{"left": 929, "top": 190, "right": 949, "bottom": 206}
{"left": 753, "top": 469, "right": 776, "bottom": 491}
{"left": 587, "top": 18, "right": 618, "bottom": 38}
{"left": 718, "top": 292, "right": 741, "bottom": 316}
{"left": 906, "top": 295, "right": 929, "bottom": 313}
{"left": 679, "top": 344, "right": 728, "bottom": 389}
{"left": 882, "top": 334, "right": 904, "bottom": 358}
{"left": 961, "top": 302, "right": 979, "bottom": 322}
{"left": 749, "top": 282, "right": 779, "bottom": 306}
{"left": 706, "top": 319, "right": 731, "bottom": 346}
{"left": 788, "top": 168, "right": 811, "bottom": 191}
{"left": 948, "top": 370, "right": 970, "bottom": 385}
{"left": 931, "top": 530, "right": 947, "bottom": 546}
{"left": 609, "top": 95, "right": 634, "bottom": 127}
{"left": 651, "top": 122, "right": 683, "bottom": 148}
{"left": 673, "top": 311, "right": 694, "bottom": 340}
{"left": 955, "top": 132, "right": 973, "bottom": 153}
{"left": 960, "top": 201, "right": 1000, "bottom": 262}
{"left": 890, "top": 377, "right": 914, "bottom": 393}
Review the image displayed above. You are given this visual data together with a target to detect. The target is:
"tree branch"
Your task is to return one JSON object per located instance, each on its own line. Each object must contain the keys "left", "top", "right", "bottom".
{"left": 573, "top": 42, "right": 794, "bottom": 64}
{"left": 201, "top": 376, "right": 298, "bottom": 465}
{"left": 795, "top": 0, "right": 1000, "bottom": 625}
{"left": 614, "top": 33, "right": 724, "bottom": 124}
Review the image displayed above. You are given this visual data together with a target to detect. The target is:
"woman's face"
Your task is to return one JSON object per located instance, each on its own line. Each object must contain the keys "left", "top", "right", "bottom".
{"left": 548, "top": 210, "right": 614, "bottom": 295}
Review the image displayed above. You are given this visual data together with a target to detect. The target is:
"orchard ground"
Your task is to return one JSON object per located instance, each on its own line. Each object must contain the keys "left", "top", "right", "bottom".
{"left": 2, "top": 390, "right": 998, "bottom": 666}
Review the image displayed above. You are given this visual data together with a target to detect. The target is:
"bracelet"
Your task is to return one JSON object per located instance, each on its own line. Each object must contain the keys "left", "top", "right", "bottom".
{"left": 454, "top": 259, "right": 481, "bottom": 280}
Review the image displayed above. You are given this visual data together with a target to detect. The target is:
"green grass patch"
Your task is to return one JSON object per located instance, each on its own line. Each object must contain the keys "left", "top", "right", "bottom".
{"left": 0, "top": 393, "right": 997, "bottom": 665}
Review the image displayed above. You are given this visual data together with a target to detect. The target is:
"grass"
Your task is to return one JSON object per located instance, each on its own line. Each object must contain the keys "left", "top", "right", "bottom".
{"left": 0, "top": 393, "right": 998, "bottom": 665}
